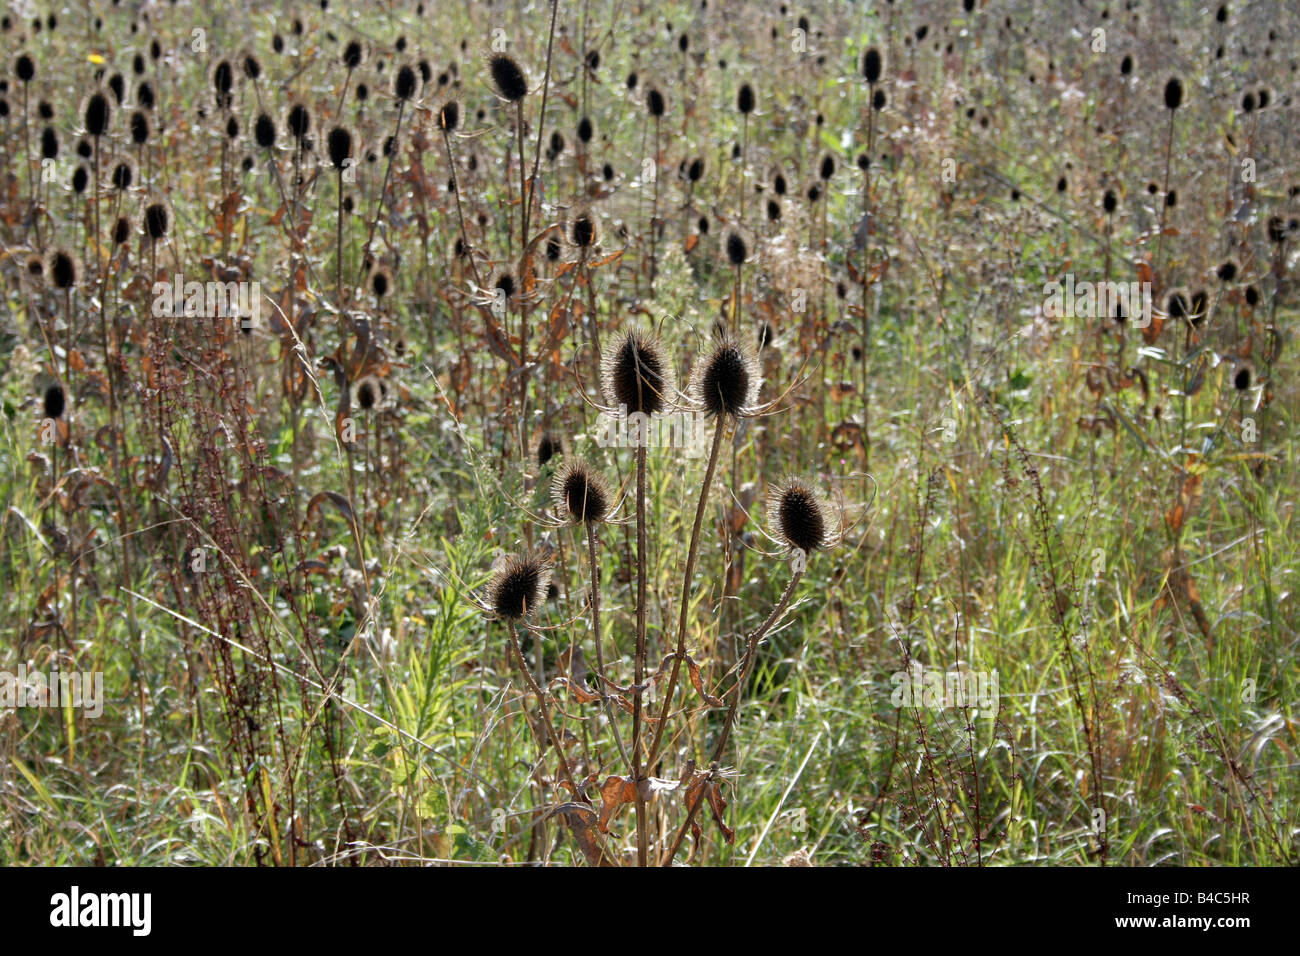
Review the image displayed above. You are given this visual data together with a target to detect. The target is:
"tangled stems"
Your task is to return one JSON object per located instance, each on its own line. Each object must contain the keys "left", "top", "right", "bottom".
{"left": 506, "top": 619, "right": 579, "bottom": 798}
{"left": 644, "top": 417, "right": 726, "bottom": 781}
{"left": 585, "top": 521, "right": 630, "bottom": 769}
{"left": 660, "top": 565, "right": 804, "bottom": 866}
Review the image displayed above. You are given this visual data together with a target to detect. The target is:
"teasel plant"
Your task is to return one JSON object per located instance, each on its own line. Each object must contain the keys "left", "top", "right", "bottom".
{"left": 596, "top": 327, "right": 674, "bottom": 865}
{"left": 644, "top": 85, "right": 665, "bottom": 294}
{"left": 1155, "top": 76, "right": 1182, "bottom": 279}
{"left": 472, "top": 547, "right": 615, "bottom": 865}
{"left": 661, "top": 476, "right": 846, "bottom": 865}
{"left": 356, "top": 62, "right": 417, "bottom": 285}
{"left": 859, "top": 46, "right": 883, "bottom": 467}
{"left": 639, "top": 334, "right": 804, "bottom": 862}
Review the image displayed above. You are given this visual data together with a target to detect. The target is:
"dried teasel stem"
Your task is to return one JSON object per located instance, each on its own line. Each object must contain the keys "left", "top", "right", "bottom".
{"left": 643, "top": 417, "right": 726, "bottom": 782}
{"left": 506, "top": 619, "right": 580, "bottom": 798}
{"left": 660, "top": 566, "right": 804, "bottom": 866}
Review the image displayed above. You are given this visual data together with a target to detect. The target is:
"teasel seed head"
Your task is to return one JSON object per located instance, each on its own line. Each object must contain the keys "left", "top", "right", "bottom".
{"left": 725, "top": 229, "right": 748, "bottom": 266}
{"left": 646, "top": 87, "right": 665, "bottom": 117}
{"left": 487, "top": 549, "right": 552, "bottom": 621}
{"left": 602, "top": 330, "right": 672, "bottom": 417}
{"left": 693, "top": 337, "right": 759, "bottom": 420}
{"left": 83, "top": 89, "right": 112, "bottom": 137}
{"left": 142, "top": 198, "right": 172, "bottom": 242}
{"left": 571, "top": 212, "right": 596, "bottom": 249}
{"left": 328, "top": 126, "right": 353, "bottom": 169}
{"left": 1164, "top": 76, "right": 1183, "bottom": 110}
{"left": 439, "top": 100, "right": 459, "bottom": 132}
{"left": 254, "top": 112, "right": 276, "bottom": 149}
{"left": 1216, "top": 259, "right": 1238, "bottom": 282}
{"left": 47, "top": 248, "right": 78, "bottom": 290}
{"left": 737, "top": 83, "right": 755, "bottom": 114}
{"left": 211, "top": 59, "right": 234, "bottom": 110}
{"left": 130, "top": 109, "right": 150, "bottom": 144}
{"left": 769, "top": 477, "right": 832, "bottom": 556}
{"left": 1233, "top": 364, "right": 1253, "bottom": 391}
{"left": 394, "top": 63, "right": 417, "bottom": 100}
{"left": 488, "top": 53, "right": 528, "bottom": 102}
{"left": 553, "top": 460, "right": 612, "bottom": 525}
{"left": 287, "top": 103, "right": 311, "bottom": 143}
{"left": 861, "top": 46, "right": 882, "bottom": 84}
{"left": 577, "top": 115, "right": 593, "bottom": 143}
{"left": 536, "top": 432, "right": 561, "bottom": 467}
{"left": 43, "top": 383, "right": 66, "bottom": 420}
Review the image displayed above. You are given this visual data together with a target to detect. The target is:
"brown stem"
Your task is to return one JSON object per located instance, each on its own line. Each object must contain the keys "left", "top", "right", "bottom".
{"left": 661, "top": 567, "right": 803, "bottom": 866}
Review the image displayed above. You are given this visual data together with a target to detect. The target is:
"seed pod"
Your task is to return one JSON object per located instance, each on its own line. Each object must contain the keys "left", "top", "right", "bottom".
{"left": 692, "top": 338, "right": 759, "bottom": 420}
{"left": 602, "top": 330, "right": 672, "bottom": 417}
{"left": 769, "top": 477, "right": 831, "bottom": 555}
{"left": 487, "top": 549, "right": 552, "bottom": 620}
{"left": 553, "top": 460, "right": 612, "bottom": 525}
{"left": 488, "top": 53, "right": 527, "bottom": 101}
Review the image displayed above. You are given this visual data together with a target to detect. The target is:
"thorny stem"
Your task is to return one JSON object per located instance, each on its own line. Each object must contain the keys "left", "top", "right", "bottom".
{"left": 632, "top": 443, "right": 649, "bottom": 866}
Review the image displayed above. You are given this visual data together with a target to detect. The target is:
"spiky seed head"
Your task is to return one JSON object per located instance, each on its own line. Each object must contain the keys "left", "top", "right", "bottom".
{"left": 1164, "top": 76, "right": 1183, "bottom": 110}
{"left": 342, "top": 40, "right": 363, "bottom": 69}
{"left": 572, "top": 214, "right": 595, "bottom": 248}
{"left": 646, "top": 88, "right": 665, "bottom": 117}
{"left": 1234, "top": 365, "right": 1253, "bottom": 391}
{"left": 84, "top": 90, "right": 111, "bottom": 137}
{"left": 820, "top": 154, "right": 835, "bottom": 180}
{"left": 43, "top": 383, "right": 66, "bottom": 420}
{"left": 693, "top": 339, "right": 759, "bottom": 420}
{"left": 488, "top": 53, "right": 528, "bottom": 101}
{"left": 15, "top": 53, "right": 35, "bottom": 83}
{"left": 488, "top": 549, "right": 551, "bottom": 620}
{"left": 439, "top": 100, "right": 459, "bottom": 132}
{"left": 603, "top": 330, "right": 672, "bottom": 417}
{"left": 327, "top": 126, "right": 352, "bottom": 169}
{"left": 1120, "top": 54, "right": 1133, "bottom": 75}
{"left": 142, "top": 200, "right": 171, "bottom": 241}
{"left": 861, "top": 47, "right": 882, "bottom": 84}
{"left": 737, "top": 83, "right": 755, "bottom": 114}
{"left": 112, "top": 216, "right": 130, "bottom": 245}
{"left": 725, "top": 230, "right": 748, "bottom": 265}
{"left": 395, "top": 63, "right": 417, "bottom": 100}
{"left": 287, "top": 104, "right": 311, "bottom": 141}
{"left": 687, "top": 157, "right": 704, "bottom": 182}
{"left": 1102, "top": 189, "right": 1117, "bottom": 213}
{"left": 577, "top": 115, "right": 593, "bottom": 143}
{"left": 254, "top": 112, "right": 276, "bottom": 149}
{"left": 536, "top": 433, "right": 560, "bottom": 466}
{"left": 130, "top": 110, "right": 150, "bottom": 144}
{"left": 553, "top": 460, "right": 612, "bottom": 525}
{"left": 1216, "top": 259, "right": 1238, "bottom": 282}
{"left": 872, "top": 88, "right": 887, "bottom": 111}
{"left": 47, "top": 248, "right": 78, "bottom": 290}
{"left": 770, "top": 478, "right": 831, "bottom": 556}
